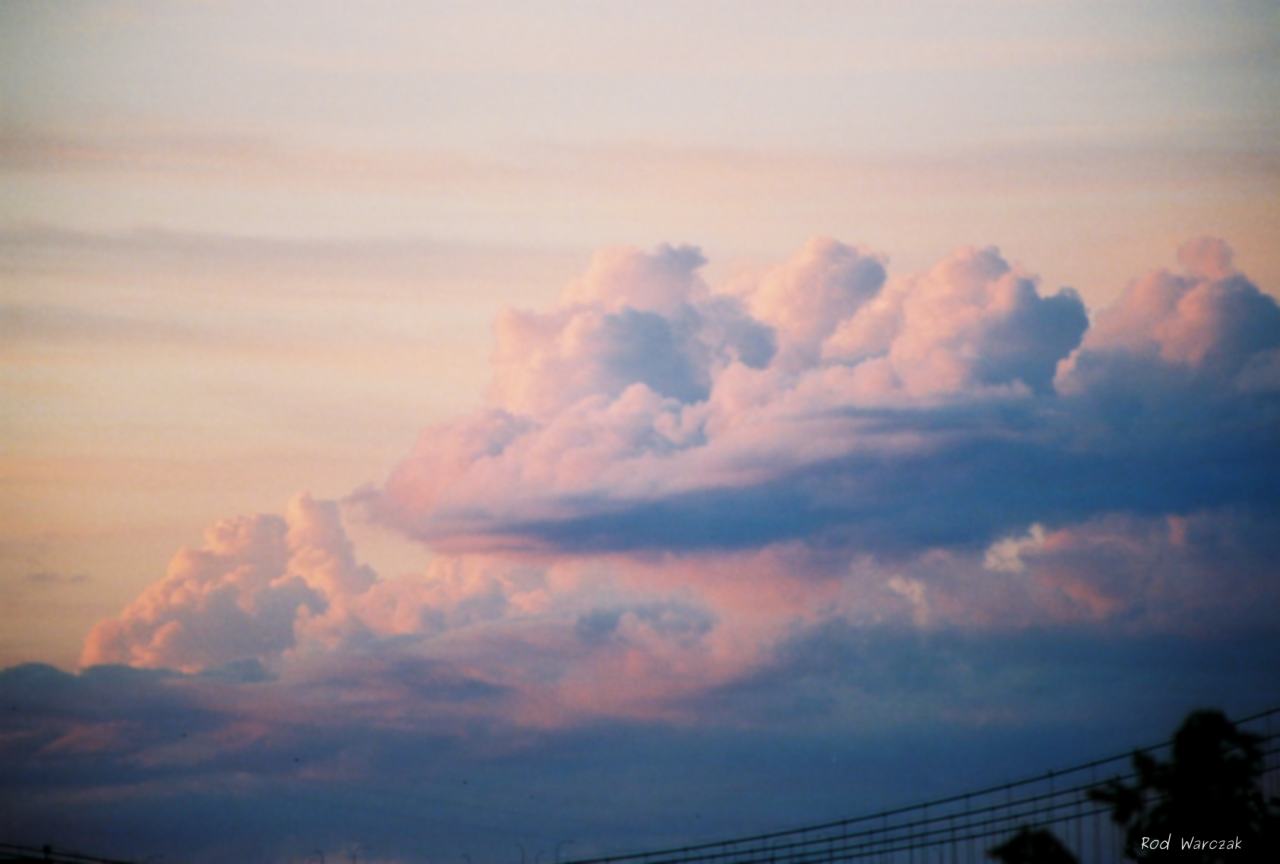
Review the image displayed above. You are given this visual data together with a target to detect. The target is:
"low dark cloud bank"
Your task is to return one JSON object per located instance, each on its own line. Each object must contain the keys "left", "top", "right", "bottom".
{"left": 5, "top": 629, "right": 1279, "bottom": 861}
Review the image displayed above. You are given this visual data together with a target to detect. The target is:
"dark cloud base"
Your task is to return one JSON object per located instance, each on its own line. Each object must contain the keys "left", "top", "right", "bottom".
{"left": 487, "top": 427, "right": 1280, "bottom": 556}
{"left": 5, "top": 628, "right": 1278, "bottom": 863}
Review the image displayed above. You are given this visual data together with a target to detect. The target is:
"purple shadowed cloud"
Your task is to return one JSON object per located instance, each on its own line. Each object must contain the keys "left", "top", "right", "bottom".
{"left": 6, "top": 236, "right": 1278, "bottom": 862}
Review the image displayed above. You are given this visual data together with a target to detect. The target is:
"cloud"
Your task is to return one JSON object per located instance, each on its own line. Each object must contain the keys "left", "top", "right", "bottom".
{"left": 487, "top": 243, "right": 773, "bottom": 419}
{"left": 81, "top": 495, "right": 373, "bottom": 672}
{"left": 822, "top": 244, "right": 1088, "bottom": 397}
{"left": 73, "top": 236, "right": 1280, "bottom": 736}
{"left": 35, "top": 217, "right": 1280, "bottom": 858}
{"left": 738, "top": 236, "right": 885, "bottom": 372}
{"left": 366, "top": 237, "right": 1276, "bottom": 559}
{"left": 18, "top": 632, "right": 1280, "bottom": 863}
{"left": 1058, "top": 237, "right": 1280, "bottom": 393}
{"left": 1002, "top": 509, "right": 1280, "bottom": 632}
{"left": 75, "top": 499, "right": 1280, "bottom": 737}
{"left": 860, "top": 508, "right": 1280, "bottom": 634}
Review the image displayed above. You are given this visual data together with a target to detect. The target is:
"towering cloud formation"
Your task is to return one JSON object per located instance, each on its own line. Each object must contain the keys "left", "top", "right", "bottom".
{"left": 81, "top": 236, "right": 1280, "bottom": 726}
{"left": 82, "top": 496, "right": 374, "bottom": 672}
{"left": 823, "top": 245, "right": 1087, "bottom": 396}
{"left": 744, "top": 237, "right": 885, "bottom": 372}
{"left": 1060, "top": 237, "right": 1280, "bottom": 394}
{"left": 488, "top": 243, "right": 774, "bottom": 419}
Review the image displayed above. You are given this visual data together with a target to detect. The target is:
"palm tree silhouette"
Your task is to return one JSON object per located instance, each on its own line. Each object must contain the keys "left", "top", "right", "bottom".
{"left": 1089, "top": 709, "right": 1277, "bottom": 862}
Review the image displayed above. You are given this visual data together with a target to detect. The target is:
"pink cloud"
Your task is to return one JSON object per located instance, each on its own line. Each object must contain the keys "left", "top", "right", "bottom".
{"left": 79, "top": 236, "right": 1280, "bottom": 729}
{"left": 824, "top": 245, "right": 1088, "bottom": 397}
{"left": 1058, "top": 237, "right": 1280, "bottom": 390}
{"left": 77, "top": 500, "right": 1280, "bottom": 728}
{"left": 487, "top": 243, "right": 772, "bottom": 419}
{"left": 81, "top": 495, "right": 370, "bottom": 672}
{"left": 739, "top": 236, "right": 885, "bottom": 372}
{"left": 369, "top": 239, "right": 1101, "bottom": 551}
{"left": 978, "top": 510, "right": 1280, "bottom": 632}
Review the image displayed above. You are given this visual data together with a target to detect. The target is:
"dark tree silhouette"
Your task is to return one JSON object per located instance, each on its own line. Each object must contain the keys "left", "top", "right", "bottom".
{"left": 1089, "top": 709, "right": 1277, "bottom": 862}
{"left": 988, "top": 826, "right": 1078, "bottom": 864}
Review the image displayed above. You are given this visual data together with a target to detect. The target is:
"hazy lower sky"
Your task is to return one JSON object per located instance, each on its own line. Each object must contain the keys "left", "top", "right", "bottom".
{"left": 2, "top": 2, "right": 1279, "bottom": 862}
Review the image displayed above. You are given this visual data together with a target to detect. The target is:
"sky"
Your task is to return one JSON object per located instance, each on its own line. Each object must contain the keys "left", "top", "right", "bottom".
{"left": 2, "top": 1, "right": 1279, "bottom": 861}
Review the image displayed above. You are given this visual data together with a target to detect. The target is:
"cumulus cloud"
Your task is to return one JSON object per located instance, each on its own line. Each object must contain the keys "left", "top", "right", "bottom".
{"left": 82, "top": 495, "right": 373, "bottom": 672}
{"left": 367, "top": 236, "right": 1276, "bottom": 559}
{"left": 75, "top": 236, "right": 1280, "bottom": 733}
{"left": 43, "top": 220, "right": 1280, "bottom": 861}
{"left": 738, "top": 236, "right": 885, "bottom": 372}
{"left": 1058, "top": 237, "right": 1280, "bottom": 394}
{"left": 487, "top": 243, "right": 773, "bottom": 419}
{"left": 823, "top": 245, "right": 1087, "bottom": 397}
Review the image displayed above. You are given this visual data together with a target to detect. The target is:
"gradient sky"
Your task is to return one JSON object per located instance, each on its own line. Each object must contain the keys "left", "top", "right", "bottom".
{"left": 3, "top": 2, "right": 1279, "bottom": 862}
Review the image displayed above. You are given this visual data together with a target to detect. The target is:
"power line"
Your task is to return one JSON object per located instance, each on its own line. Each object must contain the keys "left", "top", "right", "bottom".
{"left": 564, "top": 706, "right": 1280, "bottom": 864}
